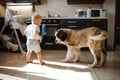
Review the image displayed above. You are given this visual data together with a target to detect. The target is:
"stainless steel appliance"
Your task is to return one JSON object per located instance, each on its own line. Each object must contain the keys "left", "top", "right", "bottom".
{"left": 87, "top": 8, "right": 106, "bottom": 17}
{"left": 75, "top": 9, "right": 87, "bottom": 17}
{"left": 41, "top": 19, "right": 66, "bottom": 50}
{"left": 42, "top": 19, "right": 58, "bottom": 45}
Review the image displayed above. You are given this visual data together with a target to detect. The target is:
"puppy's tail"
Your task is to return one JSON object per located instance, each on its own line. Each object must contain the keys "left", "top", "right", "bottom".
{"left": 90, "top": 31, "right": 108, "bottom": 41}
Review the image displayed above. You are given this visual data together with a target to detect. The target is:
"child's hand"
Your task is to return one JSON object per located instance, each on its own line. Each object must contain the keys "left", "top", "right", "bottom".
{"left": 38, "top": 39, "right": 42, "bottom": 43}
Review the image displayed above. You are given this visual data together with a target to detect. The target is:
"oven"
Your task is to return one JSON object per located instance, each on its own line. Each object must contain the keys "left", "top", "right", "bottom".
{"left": 41, "top": 19, "right": 66, "bottom": 49}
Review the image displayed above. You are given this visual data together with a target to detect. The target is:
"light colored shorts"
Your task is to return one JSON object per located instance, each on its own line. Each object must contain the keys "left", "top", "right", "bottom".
{"left": 26, "top": 39, "right": 41, "bottom": 53}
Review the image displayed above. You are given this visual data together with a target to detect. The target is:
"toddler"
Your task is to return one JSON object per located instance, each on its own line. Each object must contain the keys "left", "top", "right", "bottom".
{"left": 24, "top": 13, "right": 45, "bottom": 65}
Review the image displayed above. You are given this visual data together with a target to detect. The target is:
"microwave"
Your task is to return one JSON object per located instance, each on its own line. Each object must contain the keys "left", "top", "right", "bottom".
{"left": 87, "top": 9, "right": 106, "bottom": 17}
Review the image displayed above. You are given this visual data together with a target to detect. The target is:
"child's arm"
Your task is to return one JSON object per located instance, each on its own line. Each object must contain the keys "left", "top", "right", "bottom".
{"left": 35, "top": 31, "right": 42, "bottom": 43}
{"left": 24, "top": 30, "right": 27, "bottom": 36}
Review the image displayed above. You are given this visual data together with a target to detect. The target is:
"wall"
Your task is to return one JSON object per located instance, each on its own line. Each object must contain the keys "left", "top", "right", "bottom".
{"left": 6, "top": 0, "right": 102, "bottom": 17}
{"left": 35, "top": 0, "right": 100, "bottom": 17}
{"left": 104, "top": 0, "right": 115, "bottom": 50}
{"left": 6, "top": 0, "right": 116, "bottom": 50}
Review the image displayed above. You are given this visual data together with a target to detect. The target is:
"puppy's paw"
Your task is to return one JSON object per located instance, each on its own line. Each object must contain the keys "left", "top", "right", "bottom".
{"left": 61, "top": 59, "right": 69, "bottom": 63}
{"left": 73, "top": 59, "right": 80, "bottom": 63}
{"left": 88, "top": 64, "right": 100, "bottom": 68}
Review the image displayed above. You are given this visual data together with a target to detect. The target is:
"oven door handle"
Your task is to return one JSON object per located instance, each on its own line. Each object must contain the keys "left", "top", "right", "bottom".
{"left": 45, "top": 43, "right": 54, "bottom": 45}
{"left": 45, "top": 24, "right": 58, "bottom": 26}
{"left": 68, "top": 26, "right": 77, "bottom": 28}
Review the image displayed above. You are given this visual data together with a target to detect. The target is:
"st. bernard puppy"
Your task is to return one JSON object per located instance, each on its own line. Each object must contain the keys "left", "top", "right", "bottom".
{"left": 55, "top": 27, "right": 108, "bottom": 68}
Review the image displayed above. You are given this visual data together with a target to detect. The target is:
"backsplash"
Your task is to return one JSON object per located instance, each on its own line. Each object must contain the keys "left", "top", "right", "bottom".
{"left": 7, "top": 0, "right": 100, "bottom": 17}
{"left": 35, "top": 0, "right": 100, "bottom": 17}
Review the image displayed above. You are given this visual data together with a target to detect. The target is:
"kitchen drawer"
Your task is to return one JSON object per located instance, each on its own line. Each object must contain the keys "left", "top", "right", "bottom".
{"left": 86, "top": 19, "right": 107, "bottom": 30}
{"left": 60, "top": 19, "right": 85, "bottom": 26}
{"left": 59, "top": 25, "right": 84, "bottom": 30}
{"left": 59, "top": 19, "right": 85, "bottom": 29}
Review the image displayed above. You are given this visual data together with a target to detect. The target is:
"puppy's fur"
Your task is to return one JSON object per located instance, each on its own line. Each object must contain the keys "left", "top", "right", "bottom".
{"left": 55, "top": 27, "right": 108, "bottom": 68}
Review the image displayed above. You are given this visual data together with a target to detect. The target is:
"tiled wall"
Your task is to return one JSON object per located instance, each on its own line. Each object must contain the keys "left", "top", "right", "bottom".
{"left": 35, "top": 0, "right": 100, "bottom": 17}
{"left": 6, "top": 0, "right": 100, "bottom": 17}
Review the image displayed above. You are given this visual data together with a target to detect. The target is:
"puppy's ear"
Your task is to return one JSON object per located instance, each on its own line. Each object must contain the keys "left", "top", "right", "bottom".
{"left": 57, "top": 30, "right": 68, "bottom": 41}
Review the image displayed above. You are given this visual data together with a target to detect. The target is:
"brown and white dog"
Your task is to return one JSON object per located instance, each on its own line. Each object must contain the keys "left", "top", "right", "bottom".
{"left": 55, "top": 27, "right": 108, "bottom": 68}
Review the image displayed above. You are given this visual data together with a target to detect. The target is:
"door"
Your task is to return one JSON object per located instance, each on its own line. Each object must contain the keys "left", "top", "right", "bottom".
{"left": 115, "top": 0, "right": 120, "bottom": 45}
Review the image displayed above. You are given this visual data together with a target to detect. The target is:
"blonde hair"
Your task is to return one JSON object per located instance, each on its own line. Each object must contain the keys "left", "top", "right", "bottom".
{"left": 31, "top": 13, "right": 42, "bottom": 24}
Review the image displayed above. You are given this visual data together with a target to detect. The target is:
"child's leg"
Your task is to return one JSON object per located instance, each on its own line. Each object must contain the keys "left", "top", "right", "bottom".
{"left": 37, "top": 51, "right": 45, "bottom": 65}
{"left": 26, "top": 51, "right": 32, "bottom": 63}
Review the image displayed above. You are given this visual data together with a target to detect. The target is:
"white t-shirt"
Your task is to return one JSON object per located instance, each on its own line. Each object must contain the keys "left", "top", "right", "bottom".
{"left": 25, "top": 24, "right": 40, "bottom": 40}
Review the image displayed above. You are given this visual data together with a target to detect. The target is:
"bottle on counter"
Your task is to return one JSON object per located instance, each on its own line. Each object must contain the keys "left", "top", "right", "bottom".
{"left": 47, "top": 11, "right": 51, "bottom": 17}
{"left": 87, "top": 7, "right": 92, "bottom": 18}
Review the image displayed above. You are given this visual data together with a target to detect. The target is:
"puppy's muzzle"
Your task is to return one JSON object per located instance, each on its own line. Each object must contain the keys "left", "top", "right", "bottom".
{"left": 55, "top": 38, "right": 60, "bottom": 44}
{"left": 55, "top": 40, "right": 58, "bottom": 44}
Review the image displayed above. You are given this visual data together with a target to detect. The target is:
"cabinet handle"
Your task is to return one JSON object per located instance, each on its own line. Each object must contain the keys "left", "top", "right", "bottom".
{"left": 45, "top": 24, "right": 58, "bottom": 26}
{"left": 92, "top": 20, "right": 101, "bottom": 21}
{"left": 68, "top": 26, "right": 77, "bottom": 28}
{"left": 68, "top": 21, "right": 77, "bottom": 23}
{"left": 45, "top": 43, "right": 54, "bottom": 45}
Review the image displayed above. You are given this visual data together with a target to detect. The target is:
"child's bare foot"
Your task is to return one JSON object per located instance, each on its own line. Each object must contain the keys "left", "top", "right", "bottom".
{"left": 40, "top": 61, "right": 45, "bottom": 65}
{"left": 26, "top": 60, "right": 32, "bottom": 63}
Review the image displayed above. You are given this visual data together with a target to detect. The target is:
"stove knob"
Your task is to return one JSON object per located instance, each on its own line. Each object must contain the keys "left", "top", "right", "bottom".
{"left": 48, "top": 20, "right": 51, "bottom": 22}
{"left": 54, "top": 20, "right": 56, "bottom": 22}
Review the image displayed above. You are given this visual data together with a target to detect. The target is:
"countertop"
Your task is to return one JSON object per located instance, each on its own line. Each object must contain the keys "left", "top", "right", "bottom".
{"left": 42, "top": 17, "right": 108, "bottom": 19}
{"left": 26, "top": 17, "right": 108, "bottom": 24}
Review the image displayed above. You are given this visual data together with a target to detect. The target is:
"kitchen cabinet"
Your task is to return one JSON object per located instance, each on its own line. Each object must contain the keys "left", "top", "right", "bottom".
{"left": 67, "top": 0, "right": 105, "bottom": 4}
{"left": 86, "top": 19, "right": 107, "bottom": 31}
{"left": 41, "top": 18, "right": 108, "bottom": 50}
{"left": 59, "top": 19, "right": 85, "bottom": 29}
{"left": 86, "top": 19, "right": 108, "bottom": 49}
{"left": 6, "top": 0, "right": 41, "bottom": 4}
{"left": 59, "top": 18, "right": 107, "bottom": 31}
